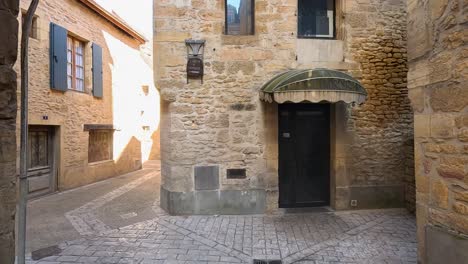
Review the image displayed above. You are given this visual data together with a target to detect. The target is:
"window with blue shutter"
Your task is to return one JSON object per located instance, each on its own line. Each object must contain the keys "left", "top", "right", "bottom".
{"left": 92, "top": 43, "right": 103, "bottom": 98}
{"left": 50, "top": 23, "right": 68, "bottom": 91}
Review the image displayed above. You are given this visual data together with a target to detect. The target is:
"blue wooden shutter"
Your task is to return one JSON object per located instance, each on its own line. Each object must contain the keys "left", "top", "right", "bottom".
{"left": 49, "top": 22, "right": 68, "bottom": 91}
{"left": 92, "top": 43, "right": 103, "bottom": 98}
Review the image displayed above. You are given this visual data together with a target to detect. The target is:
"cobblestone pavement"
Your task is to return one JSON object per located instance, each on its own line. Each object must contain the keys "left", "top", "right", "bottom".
{"left": 26, "top": 162, "right": 417, "bottom": 264}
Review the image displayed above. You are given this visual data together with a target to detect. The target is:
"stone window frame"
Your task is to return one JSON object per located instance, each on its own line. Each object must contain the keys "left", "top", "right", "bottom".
{"left": 67, "top": 35, "right": 86, "bottom": 92}
{"left": 87, "top": 128, "right": 114, "bottom": 164}
{"left": 224, "top": 0, "right": 255, "bottom": 36}
{"left": 297, "top": 0, "right": 337, "bottom": 39}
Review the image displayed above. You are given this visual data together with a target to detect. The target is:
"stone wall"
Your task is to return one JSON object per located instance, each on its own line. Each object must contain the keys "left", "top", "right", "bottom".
{"left": 16, "top": 0, "right": 160, "bottom": 191}
{"left": 407, "top": 0, "right": 468, "bottom": 262}
{"left": 339, "top": 0, "right": 414, "bottom": 210}
{"left": 154, "top": 0, "right": 414, "bottom": 214}
{"left": 0, "top": 0, "right": 19, "bottom": 262}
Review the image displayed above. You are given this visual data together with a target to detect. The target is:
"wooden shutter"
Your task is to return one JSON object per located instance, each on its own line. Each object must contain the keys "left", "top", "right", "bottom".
{"left": 92, "top": 43, "right": 103, "bottom": 98}
{"left": 49, "top": 22, "right": 68, "bottom": 91}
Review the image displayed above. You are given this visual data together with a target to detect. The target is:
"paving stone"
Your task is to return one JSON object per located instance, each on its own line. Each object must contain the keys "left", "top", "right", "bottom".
{"left": 26, "top": 164, "right": 416, "bottom": 264}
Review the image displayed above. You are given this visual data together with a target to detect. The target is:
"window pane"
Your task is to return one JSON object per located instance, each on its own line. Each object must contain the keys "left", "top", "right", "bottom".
{"left": 78, "top": 80, "right": 84, "bottom": 91}
{"left": 67, "top": 77, "right": 72, "bottom": 89}
{"left": 298, "top": 0, "right": 334, "bottom": 38}
{"left": 76, "top": 54, "right": 83, "bottom": 67}
{"left": 67, "top": 63, "right": 72, "bottom": 76}
{"left": 67, "top": 50, "right": 72, "bottom": 63}
{"left": 76, "top": 66, "right": 83, "bottom": 79}
{"left": 226, "top": 0, "right": 254, "bottom": 35}
{"left": 76, "top": 79, "right": 82, "bottom": 91}
{"left": 75, "top": 42, "right": 83, "bottom": 55}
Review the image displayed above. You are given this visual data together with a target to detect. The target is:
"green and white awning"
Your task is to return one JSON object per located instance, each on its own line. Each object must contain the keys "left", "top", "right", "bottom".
{"left": 260, "top": 69, "right": 367, "bottom": 104}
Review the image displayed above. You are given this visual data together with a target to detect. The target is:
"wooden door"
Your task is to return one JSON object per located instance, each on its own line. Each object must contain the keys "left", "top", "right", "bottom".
{"left": 27, "top": 126, "right": 56, "bottom": 198}
{"left": 278, "top": 104, "right": 330, "bottom": 208}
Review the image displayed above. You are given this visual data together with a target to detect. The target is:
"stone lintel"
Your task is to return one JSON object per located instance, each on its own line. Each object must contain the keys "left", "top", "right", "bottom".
{"left": 83, "top": 124, "right": 114, "bottom": 131}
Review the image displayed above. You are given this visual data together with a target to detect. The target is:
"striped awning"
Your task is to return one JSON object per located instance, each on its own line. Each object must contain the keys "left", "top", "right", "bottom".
{"left": 260, "top": 69, "right": 367, "bottom": 104}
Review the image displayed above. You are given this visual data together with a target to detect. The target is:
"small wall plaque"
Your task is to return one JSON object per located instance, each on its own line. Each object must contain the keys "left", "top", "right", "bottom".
{"left": 185, "top": 39, "right": 205, "bottom": 84}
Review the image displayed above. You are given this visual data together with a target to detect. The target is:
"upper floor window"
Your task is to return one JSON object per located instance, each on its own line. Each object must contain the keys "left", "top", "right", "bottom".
{"left": 67, "top": 36, "right": 85, "bottom": 91}
{"left": 50, "top": 22, "right": 103, "bottom": 98}
{"left": 225, "top": 0, "right": 254, "bottom": 35}
{"left": 298, "top": 0, "right": 335, "bottom": 39}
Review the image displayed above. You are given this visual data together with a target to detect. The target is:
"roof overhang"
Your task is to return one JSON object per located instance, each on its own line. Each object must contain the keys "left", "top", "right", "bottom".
{"left": 76, "top": 0, "right": 147, "bottom": 44}
{"left": 260, "top": 69, "right": 367, "bottom": 104}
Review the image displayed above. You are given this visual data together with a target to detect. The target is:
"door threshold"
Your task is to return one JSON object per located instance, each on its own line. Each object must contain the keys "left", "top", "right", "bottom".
{"left": 278, "top": 206, "right": 334, "bottom": 214}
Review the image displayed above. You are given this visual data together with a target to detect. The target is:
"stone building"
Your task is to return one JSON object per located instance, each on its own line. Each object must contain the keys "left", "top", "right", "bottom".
{"left": 407, "top": 0, "right": 468, "bottom": 263}
{"left": 16, "top": 0, "right": 160, "bottom": 198}
{"left": 154, "top": 0, "right": 414, "bottom": 215}
{"left": 0, "top": 1, "right": 20, "bottom": 262}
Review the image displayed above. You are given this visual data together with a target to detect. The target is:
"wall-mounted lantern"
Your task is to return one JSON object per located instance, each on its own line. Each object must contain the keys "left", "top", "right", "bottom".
{"left": 185, "top": 39, "right": 205, "bottom": 84}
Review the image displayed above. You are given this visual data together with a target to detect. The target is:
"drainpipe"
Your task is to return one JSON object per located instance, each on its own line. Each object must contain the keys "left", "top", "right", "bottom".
{"left": 17, "top": 1, "right": 39, "bottom": 263}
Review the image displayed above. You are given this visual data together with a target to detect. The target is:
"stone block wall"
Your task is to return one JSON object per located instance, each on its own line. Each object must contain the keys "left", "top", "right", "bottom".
{"left": 154, "top": 0, "right": 414, "bottom": 214}
{"left": 340, "top": 0, "right": 414, "bottom": 211}
{"left": 16, "top": 0, "right": 159, "bottom": 191}
{"left": 0, "top": 0, "right": 19, "bottom": 262}
{"left": 407, "top": 0, "right": 468, "bottom": 262}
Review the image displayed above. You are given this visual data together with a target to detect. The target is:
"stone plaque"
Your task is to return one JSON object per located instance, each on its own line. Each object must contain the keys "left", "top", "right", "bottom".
{"left": 194, "top": 165, "right": 219, "bottom": 190}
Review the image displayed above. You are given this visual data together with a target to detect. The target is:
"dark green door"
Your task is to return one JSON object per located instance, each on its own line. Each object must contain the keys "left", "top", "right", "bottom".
{"left": 279, "top": 103, "right": 330, "bottom": 208}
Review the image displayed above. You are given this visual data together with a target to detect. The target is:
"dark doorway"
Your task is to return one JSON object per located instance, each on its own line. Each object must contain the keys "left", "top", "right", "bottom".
{"left": 27, "top": 126, "right": 57, "bottom": 198}
{"left": 278, "top": 103, "right": 330, "bottom": 208}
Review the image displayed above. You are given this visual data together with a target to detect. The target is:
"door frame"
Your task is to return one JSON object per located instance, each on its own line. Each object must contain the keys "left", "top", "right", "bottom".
{"left": 278, "top": 103, "right": 332, "bottom": 208}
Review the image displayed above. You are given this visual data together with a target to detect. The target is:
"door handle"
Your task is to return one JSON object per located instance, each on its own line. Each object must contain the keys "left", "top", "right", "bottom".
{"left": 282, "top": 132, "right": 291, "bottom": 138}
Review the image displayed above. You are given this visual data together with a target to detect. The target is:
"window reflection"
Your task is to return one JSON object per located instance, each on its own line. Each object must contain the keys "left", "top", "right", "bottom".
{"left": 226, "top": 0, "right": 254, "bottom": 35}
{"left": 298, "top": 0, "right": 335, "bottom": 38}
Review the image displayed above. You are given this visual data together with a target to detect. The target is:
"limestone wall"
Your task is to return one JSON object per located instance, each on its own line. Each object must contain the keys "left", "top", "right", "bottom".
{"left": 407, "top": 0, "right": 468, "bottom": 262}
{"left": 341, "top": 0, "right": 414, "bottom": 211}
{"left": 16, "top": 0, "right": 160, "bottom": 190}
{"left": 154, "top": 0, "right": 413, "bottom": 213}
{"left": 0, "top": 1, "right": 19, "bottom": 262}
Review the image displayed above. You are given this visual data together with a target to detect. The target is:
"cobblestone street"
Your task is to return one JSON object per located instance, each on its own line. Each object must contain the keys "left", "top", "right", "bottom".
{"left": 26, "top": 162, "right": 417, "bottom": 264}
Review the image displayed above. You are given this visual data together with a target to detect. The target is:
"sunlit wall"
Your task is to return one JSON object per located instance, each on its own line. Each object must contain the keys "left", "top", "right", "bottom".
{"left": 103, "top": 31, "right": 160, "bottom": 162}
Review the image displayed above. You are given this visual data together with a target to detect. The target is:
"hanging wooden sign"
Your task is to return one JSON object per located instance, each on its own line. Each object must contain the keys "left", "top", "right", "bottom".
{"left": 187, "top": 58, "right": 204, "bottom": 83}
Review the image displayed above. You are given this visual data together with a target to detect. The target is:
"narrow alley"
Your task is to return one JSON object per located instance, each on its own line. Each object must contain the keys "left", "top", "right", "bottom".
{"left": 25, "top": 161, "right": 417, "bottom": 264}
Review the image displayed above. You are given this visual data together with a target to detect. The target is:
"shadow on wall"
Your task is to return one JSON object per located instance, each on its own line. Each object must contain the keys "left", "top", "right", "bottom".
{"left": 148, "top": 128, "right": 161, "bottom": 160}
{"left": 114, "top": 136, "right": 142, "bottom": 173}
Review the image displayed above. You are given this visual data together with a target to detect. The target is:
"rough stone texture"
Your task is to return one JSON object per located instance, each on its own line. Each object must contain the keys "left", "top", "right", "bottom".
{"left": 15, "top": 0, "right": 160, "bottom": 191}
{"left": 160, "top": 187, "right": 266, "bottom": 215}
{"left": 0, "top": 0, "right": 19, "bottom": 263}
{"left": 154, "top": 0, "right": 414, "bottom": 214}
{"left": 407, "top": 0, "right": 468, "bottom": 262}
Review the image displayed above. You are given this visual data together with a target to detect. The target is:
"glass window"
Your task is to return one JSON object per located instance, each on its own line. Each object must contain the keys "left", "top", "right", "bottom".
{"left": 225, "top": 0, "right": 254, "bottom": 35}
{"left": 298, "top": 0, "right": 335, "bottom": 38}
{"left": 67, "top": 36, "right": 85, "bottom": 91}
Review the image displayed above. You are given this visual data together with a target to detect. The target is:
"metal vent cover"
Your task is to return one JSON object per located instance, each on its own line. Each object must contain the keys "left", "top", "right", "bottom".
{"left": 253, "top": 260, "right": 282, "bottom": 264}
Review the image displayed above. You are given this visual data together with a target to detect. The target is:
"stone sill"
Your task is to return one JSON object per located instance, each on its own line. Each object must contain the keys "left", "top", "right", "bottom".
{"left": 221, "top": 34, "right": 259, "bottom": 45}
